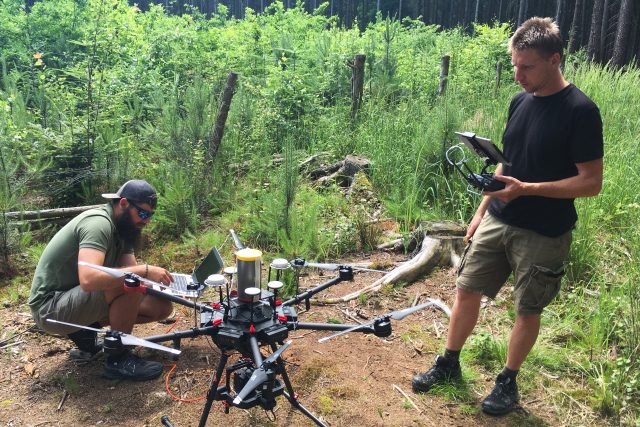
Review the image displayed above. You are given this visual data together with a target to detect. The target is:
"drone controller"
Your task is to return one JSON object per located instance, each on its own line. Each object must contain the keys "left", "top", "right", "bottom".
{"left": 446, "top": 131, "right": 510, "bottom": 194}
{"left": 467, "top": 172, "right": 505, "bottom": 192}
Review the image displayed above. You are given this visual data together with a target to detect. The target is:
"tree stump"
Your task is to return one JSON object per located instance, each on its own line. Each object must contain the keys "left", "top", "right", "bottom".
{"left": 321, "top": 220, "right": 466, "bottom": 304}
{"left": 310, "top": 155, "right": 371, "bottom": 187}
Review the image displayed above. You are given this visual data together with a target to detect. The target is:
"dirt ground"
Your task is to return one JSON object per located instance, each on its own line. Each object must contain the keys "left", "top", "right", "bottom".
{"left": 0, "top": 252, "right": 573, "bottom": 427}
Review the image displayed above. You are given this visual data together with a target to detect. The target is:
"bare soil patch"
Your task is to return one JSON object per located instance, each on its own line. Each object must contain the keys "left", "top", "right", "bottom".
{"left": 1, "top": 252, "right": 568, "bottom": 427}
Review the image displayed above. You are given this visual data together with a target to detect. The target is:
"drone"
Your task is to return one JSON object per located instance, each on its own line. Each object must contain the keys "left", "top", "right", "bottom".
{"left": 72, "top": 230, "right": 450, "bottom": 427}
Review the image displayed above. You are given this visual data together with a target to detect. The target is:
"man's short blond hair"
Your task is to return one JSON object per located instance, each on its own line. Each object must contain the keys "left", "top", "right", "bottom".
{"left": 509, "top": 17, "right": 564, "bottom": 58}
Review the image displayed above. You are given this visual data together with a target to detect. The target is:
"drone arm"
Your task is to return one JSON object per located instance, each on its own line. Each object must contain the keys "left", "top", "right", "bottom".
{"left": 230, "top": 229, "right": 245, "bottom": 250}
{"left": 248, "top": 335, "right": 264, "bottom": 366}
{"left": 144, "top": 286, "right": 215, "bottom": 313}
{"left": 281, "top": 275, "right": 344, "bottom": 307}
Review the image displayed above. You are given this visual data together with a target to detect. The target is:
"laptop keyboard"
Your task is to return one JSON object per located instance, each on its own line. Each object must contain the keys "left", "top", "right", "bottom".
{"left": 169, "top": 274, "right": 198, "bottom": 296}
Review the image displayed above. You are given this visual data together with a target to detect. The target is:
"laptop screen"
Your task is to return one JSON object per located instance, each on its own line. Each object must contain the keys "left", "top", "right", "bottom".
{"left": 193, "top": 247, "right": 224, "bottom": 284}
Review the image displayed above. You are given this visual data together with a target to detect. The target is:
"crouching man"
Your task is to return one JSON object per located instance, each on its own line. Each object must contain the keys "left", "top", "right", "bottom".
{"left": 29, "top": 179, "right": 174, "bottom": 381}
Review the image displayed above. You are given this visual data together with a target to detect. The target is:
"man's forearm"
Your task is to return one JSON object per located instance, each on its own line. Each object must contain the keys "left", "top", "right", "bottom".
{"left": 521, "top": 173, "right": 602, "bottom": 199}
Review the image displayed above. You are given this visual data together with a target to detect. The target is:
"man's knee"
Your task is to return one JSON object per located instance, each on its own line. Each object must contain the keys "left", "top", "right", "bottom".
{"left": 455, "top": 287, "right": 484, "bottom": 304}
{"left": 156, "top": 300, "right": 173, "bottom": 321}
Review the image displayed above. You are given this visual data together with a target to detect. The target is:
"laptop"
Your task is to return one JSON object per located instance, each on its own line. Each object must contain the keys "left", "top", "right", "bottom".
{"left": 167, "top": 247, "right": 224, "bottom": 297}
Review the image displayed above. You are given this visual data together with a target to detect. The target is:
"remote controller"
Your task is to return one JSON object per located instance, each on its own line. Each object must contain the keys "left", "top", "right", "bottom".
{"left": 466, "top": 173, "right": 505, "bottom": 192}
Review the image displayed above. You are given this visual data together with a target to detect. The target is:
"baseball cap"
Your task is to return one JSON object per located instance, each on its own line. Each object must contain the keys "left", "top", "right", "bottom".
{"left": 102, "top": 180, "right": 158, "bottom": 206}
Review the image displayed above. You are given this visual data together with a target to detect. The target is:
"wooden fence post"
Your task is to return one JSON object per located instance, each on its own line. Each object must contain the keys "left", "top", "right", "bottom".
{"left": 438, "top": 55, "right": 450, "bottom": 96}
{"left": 350, "top": 54, "right": 366, "bottom": 121}
{"left": 209, "top": 72, "right": 238, "bottom": 160}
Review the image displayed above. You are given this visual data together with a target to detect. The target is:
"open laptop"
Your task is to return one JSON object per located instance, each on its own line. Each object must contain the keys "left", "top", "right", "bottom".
{"left": 167, "top": 247, "right": 224, "bottom": 297}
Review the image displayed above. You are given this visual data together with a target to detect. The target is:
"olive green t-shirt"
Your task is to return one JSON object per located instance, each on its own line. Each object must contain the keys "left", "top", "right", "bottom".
{"left": 28, "top": 204, "right": 133, "bottom": 310}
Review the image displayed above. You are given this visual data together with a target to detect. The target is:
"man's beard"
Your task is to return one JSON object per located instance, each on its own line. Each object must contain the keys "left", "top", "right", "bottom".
{"left": 115, "top": 209, "right": 143, "bottom": 252}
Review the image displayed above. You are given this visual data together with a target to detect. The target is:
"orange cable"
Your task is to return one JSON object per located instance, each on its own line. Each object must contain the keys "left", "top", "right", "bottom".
{"left": 164, "top": 363, "right": 207, "bottom": 402}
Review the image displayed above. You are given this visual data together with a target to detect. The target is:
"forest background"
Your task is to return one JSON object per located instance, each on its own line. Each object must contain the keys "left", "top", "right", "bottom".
{"left": 0, "top": 0, "right": 639, "bottom": 425}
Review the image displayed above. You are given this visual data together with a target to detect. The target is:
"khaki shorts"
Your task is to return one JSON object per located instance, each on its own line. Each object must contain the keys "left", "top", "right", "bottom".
{"left": 457, "top": 212, "right": 572, "bottom": 315}
{"left": 31, "top": 287, "right": 109, "bottom": 336}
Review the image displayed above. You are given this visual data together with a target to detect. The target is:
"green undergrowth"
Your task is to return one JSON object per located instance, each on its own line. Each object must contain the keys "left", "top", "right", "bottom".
{"left": 0, "top": 1, "right": 638, "bottom": 422}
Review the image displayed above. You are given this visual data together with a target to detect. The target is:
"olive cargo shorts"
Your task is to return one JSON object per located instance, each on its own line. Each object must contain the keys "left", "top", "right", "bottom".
{"left": 31, "top": 287, "right": 109, "bottom": 335}
{"left": 457, "top": 213, "right": 572, "bottom": 315}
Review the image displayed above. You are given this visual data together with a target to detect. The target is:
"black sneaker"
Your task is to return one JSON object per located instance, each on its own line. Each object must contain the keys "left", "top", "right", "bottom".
{"left": 412, "top": 355, "right": 462, "bottom": 393}
{"left": 481, "top": 374, "right": 520, "bottom": 415}
{"left": 103, "top": 352, "right": 163, "bottom": 381}
{"left": 69, "top": 340, "right": 104, "bottom": 362}
{"left": 67, "top": 324, "right": 103, "bottom": 361}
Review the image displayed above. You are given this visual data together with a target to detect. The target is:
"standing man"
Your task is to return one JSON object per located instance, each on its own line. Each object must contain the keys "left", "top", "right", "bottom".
{"left": 29, "top": 179, "right": 174, "bottom": 381}
{"left": 412, "top": 17, "right": 603, "bottom": 415}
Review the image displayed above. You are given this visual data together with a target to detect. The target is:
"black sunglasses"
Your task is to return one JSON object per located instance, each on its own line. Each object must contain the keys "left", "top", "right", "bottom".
{"left": 127, "top": 200, "right": 155, "bottom": 220}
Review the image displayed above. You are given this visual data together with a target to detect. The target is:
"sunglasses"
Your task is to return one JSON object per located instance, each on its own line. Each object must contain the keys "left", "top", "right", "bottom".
{"left": 127, "top": 200, "right": 155, "bottom": 220}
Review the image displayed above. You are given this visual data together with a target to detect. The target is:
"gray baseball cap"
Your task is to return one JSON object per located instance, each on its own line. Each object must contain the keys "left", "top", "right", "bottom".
{"left": 102, "top": 180, "right": 158, "bottom": 206}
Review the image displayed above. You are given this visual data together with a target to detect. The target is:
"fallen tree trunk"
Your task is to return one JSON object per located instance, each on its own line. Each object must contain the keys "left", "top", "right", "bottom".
{"left": 4, "top": 204, "right": 102, "bottom": 221}
{"left": 320, "top": 221, "right": 465, "bottom": 304}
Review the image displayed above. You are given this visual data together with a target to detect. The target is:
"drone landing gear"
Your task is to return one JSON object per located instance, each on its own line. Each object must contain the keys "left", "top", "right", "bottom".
{"left": 198, "top": 342, "right": 327, "bottom": 427}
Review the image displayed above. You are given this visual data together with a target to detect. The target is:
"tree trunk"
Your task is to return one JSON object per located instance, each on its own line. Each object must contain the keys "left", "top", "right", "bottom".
{"left": 600, "top": 0, "right": 610, "bottom": 61}
{"left": 208, "top": 72, "right": 238, "bottom": 160}
{"left": 611, "top": 0, "right": 633, "bottom": 68}
{"left": 474, "top": 0, "right": 480, "bottom": 22}
{"left": 555, "top": 0, "right": 563, "bottom": 28}
{"left": 587, "top": 0, "right": 605, "bottom": 62}
{"left": 438, "top": 55, "right": 450, "bottom": 96}
{"left": 3, "top": 205, "right": 103, "bottom": 221}
{"left": 350, "top": 54, "right": 366, "bottom": 121}
{"left": 568, "top": 0, "right": 583, "bottom": 53}
{"left": 518, "top": 0, "right": 527, "bottom": 26}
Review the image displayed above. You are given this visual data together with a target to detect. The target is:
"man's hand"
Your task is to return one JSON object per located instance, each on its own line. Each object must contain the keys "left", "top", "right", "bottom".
{"left": 484, "top": 174, "right": 526, "bottom": 203}
{"left": 146, "top": 265, "right": 173, "bottom": 286}
{"left": 465, "top": 214, "right": 483, "bottom": 243}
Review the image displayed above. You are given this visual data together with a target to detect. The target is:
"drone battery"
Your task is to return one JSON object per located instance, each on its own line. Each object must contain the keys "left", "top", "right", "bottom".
{"left": 215, "top": 327, "right": 244, "bottom": 349}
{"left": 277, "top": 305, "right": 298, "bottom": 322}
{"left": 236, "top": 248, "right": 263, "bottom": 302}
{"left": 260, "top": 324, "right": 289, "bottom": 344}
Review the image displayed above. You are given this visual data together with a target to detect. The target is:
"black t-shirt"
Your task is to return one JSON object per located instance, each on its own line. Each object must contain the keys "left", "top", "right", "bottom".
{"left": 489, "top": 84, "right": 604, "bottom": 237}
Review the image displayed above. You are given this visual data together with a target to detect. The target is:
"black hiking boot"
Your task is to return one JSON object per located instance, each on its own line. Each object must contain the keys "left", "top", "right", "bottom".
{"left": 103, "top": 351, "right": 163, "bottom": 381}
{"left": 67, "top": 323, "right": 103, "bottom": 362}
{"left": 481, "top": 373, "right": 520, "bottom": 415}
{"left": 412, "top": 355, "right": 462, "bottom": 393}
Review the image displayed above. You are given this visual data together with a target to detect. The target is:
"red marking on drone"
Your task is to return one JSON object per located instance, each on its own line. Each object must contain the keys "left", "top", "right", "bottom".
{"left": 249, "top": 324, "right": 256, "bottom": 334}
{"left": 213, "top": 319, "right": 223, "bottom": 326}
{"left": 278, "top": 315, "right": 287, "bottom": 322}
{"left": 275, "top": 299, "right": 282, "bottom": 306}
{"left": 124, "top": 284, "right": 146, "bottom": 294}
{"left": 211, "top": 303, "right": 221, "bottom": 309}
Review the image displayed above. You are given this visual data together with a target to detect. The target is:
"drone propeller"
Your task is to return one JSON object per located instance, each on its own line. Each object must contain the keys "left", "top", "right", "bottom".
{"left": 318, "top": 299, "right": 451, "bottom": 343}
{"left": 47, "top": 319, "right": 181, "bottom": 355}
{"left": 293, "top": 260, "right": 387, "bottom": 273}
{"left": 233, "top": 340, "right": 292, "bottom": 405}
{"left": 78, "top": 261, "right": 172, "bottom": 291}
